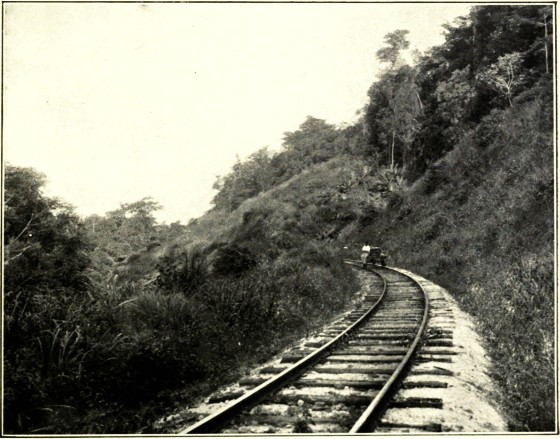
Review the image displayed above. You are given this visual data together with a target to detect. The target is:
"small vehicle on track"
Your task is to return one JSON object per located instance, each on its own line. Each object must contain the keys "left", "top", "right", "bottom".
{"left": 366, "top": 247, "right": 387, "bottom": 267}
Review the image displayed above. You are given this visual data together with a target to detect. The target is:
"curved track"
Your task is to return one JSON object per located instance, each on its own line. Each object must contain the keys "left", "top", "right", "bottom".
{"left": 180, "top": 264, "right": 429, "bottom": 434}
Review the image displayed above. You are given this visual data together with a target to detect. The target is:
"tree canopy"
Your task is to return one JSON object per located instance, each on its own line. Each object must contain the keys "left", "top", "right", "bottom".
{"left": 4, "top": 165, "right": 91, "bottom": 294}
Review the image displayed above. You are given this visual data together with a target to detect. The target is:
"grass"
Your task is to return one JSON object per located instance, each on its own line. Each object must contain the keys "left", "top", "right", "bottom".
{"left": 469, "top": 255, "right": 554, "bottom": 430}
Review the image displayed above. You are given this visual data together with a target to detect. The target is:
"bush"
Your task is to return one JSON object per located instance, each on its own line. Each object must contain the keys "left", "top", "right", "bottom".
{"left": 358, "top": 204, "right": 382, "bottom": 227}
{"left": 422, "top": 162, "right": 451, "bottom": 195}
{"left": 155, "top": 248, "right": 209, "bottom": 293}
{"left": 212, "top": 243, "right": 258, "bottom": 277}
{"left": 474, "top": 109, "right": 504, "bottom": 148}
{"left": 200, "top": 275, "right": 278, "bottom": 335}
{"left": 467, "top": 255, "right": 554, "bottom": 431}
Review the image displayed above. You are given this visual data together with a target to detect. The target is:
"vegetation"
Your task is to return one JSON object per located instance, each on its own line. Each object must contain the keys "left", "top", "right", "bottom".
{"left": 3, "top": 165, "right": 358, "bottom": 433}
{"left": 4, "top": 4, "right": 554, "bottom": 433}
{"left": 355, "top": 91, "right": 553, "bottom": 430}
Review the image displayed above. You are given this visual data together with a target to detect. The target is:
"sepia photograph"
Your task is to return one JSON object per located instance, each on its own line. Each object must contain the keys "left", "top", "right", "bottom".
{"left": 2, "top": 1, "right": 556, "bottom": 435}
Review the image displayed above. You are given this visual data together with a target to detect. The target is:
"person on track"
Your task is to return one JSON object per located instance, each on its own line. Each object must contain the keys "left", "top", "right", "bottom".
{"left": 361, "top": 242, "right": 371, "bottom": 267}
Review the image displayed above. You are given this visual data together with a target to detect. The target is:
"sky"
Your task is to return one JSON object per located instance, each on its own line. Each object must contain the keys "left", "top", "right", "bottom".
{"left": 4, "top": 2, "right": 472, "bottom": 224}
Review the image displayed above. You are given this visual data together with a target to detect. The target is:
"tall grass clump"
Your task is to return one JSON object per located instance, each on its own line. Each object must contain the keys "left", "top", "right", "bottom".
{"left": 155, "top": 247, "right": 209, "bottom": 293}
{"left": 192, "top": 242, "right": 359, "bottom": 372}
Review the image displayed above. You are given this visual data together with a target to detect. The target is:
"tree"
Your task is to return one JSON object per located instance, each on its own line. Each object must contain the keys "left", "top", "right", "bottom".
{"left": 476, "top": 52, "right": 526, "bottom": 107}
{"left": 537, "top": 6, "right": 552, "bottom": 75}
{"left": 371, "top": 31, "right": 423, "bottom": 171}
{"left": 375, "top": 29, "right": 411, "bottom": 67}
{"left": 4, "top": 165, "right": 91, "bottom": 293}
{"left": 85, "top": 197, "right": 162, "bottom": 257}
{"left": 212, "top": 148, "right": 274, "bottom": 211}
{"left": 4, "top": 165, "right": 92, "bottom": 433}
{"left": 435, "top": 66, "right": 476, "bottom": 144}
{"left": 511, "top": 6, "right": 553, "bottom": 74}
{"left": 436, "top": 67, "right": 476, "bottom": 124}
{"left": 282, "top": 116, "right": 346, "bottom": 167}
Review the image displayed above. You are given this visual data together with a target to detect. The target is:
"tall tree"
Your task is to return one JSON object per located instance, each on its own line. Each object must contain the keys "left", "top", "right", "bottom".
{"left": 375, "top": 29, "right": 411, "bottom": 67}
{"left": 371, "top": 31, "right": 423, "bottom": 170}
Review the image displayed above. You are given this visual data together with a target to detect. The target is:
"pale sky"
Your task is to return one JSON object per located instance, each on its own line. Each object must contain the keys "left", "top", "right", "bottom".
{"left": 4, "top": 2, "right": 472, "bottom": 223}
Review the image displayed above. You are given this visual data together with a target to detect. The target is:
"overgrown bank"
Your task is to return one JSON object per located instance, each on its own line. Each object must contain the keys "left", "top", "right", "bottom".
{"left": 352, "top": 92, "right": 554, "bottom": 430}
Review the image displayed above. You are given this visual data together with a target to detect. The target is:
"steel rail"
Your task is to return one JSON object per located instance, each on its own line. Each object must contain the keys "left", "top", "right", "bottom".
{"left": 181, "top": 264, "right": 387, "bottom": 434}
{"left": 349, "top": 265, "right": 430, "bottom": 433}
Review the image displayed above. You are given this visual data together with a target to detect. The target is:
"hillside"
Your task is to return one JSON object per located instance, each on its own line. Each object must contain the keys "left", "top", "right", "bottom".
{"left": 165, "top": 84, "right": 554, "bottom": 431}
{"left": 4, "top": 4, "right": 554, "bottom": 434}
{"left": 353, "top": 93, "right": 555, "bottom": 430}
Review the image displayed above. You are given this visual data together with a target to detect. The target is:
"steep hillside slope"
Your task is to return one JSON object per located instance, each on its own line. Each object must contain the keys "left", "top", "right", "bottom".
{"left": 184, "top": 156, "right": 387, "bottom": 251}
{"left": 171, "top": 87, "right": 553, "bottom": 432}
{"left": 350, "top": 93, "right": 554, "bottom": 430}
{"left": 189, "top": 89, "right": 554, "bottom": 432}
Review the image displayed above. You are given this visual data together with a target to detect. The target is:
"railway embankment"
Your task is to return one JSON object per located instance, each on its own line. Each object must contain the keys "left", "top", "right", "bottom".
{"left": 381, "top": 267, "right": 507, "bottom": 432}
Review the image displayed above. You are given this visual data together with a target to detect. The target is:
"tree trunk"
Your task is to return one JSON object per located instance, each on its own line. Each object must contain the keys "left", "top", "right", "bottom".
{"left": 471, "top": 6, "right": 478, "bottom": 74}
{"left": 544, "top": 11, "right": 549, "bottom": 74}
{"left": 391, "top": 127, "right": 395, "bottom": 170}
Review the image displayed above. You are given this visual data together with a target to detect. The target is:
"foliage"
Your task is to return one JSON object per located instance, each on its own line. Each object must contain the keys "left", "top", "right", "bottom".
{"left": 211, "top": 117, "right": 355, "bottom": 212}
{"left": 469, "top": 256, "right": 554, "bottom": 430}
{"left": 84, "top": 197, "right": 162, "bottom": 258}
{"left": 4, "top": 161, "right": 360, "bottom": 434}
{"left": 375, "top": 29, "right": 411, "bottom": 67}
{"left": 212, "top": 243, "right": 258, "bottom": 277}
{"left": 4, "top": 166, "right": 91, "bottom": 294}
{"left": 362, "top": 5, "right": 552, "bottom": 179}
{"left": 212, "top": 148, "right": 275, "bottom": 211}
{"left": 155, "top": 248, "right": 209, "bottom": 294}
{"left": 365, "top": 31, "right": 423, "bottom": 171}
{"left": 435, "top": 66, "right": 476, "bottom": 143}
{"left": 354, "top": 93, "right": 553, "bottom": 430}
{"left": 4, "top": 165, "right": 93, "bottom": 433}
{"left": 281, "top": 116, "right": 349, "bottom": 169}
{"left": 476, "top": 52, "right": 526, "bottom": 107}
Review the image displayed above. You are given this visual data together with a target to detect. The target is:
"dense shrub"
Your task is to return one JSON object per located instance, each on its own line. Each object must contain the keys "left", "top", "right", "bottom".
{"left": 422, "top": 162, "right": 451, "bottom": 195}
{"left": 474, "top": 109, "right": 504, "bottom": 148}
{"left": 5, "top": 230, "right": 360, "bottom": 435}
{"left": 358, "top": 204, "right": 382, "bottom": 227}
{"left": 155, "top": 248, "right": 209, "bottom": 293}
{"left": 212, "top": 244, "right": 258, "bottom": 277}
{"left": 467, "top": 255, "right": 554, "bottom": 430}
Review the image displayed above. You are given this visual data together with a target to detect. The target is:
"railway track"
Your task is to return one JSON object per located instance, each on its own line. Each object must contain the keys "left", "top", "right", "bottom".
{"left": 178, "top": 263, "right": 429, "bottom": 434}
